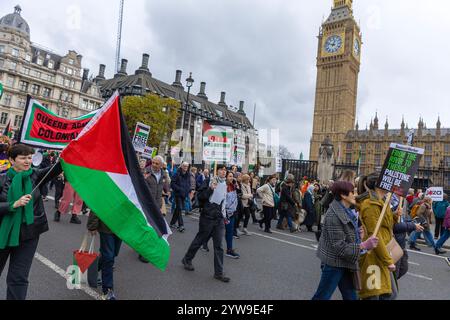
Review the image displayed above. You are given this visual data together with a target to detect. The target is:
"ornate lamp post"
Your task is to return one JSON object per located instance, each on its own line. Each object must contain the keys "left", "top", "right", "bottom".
{"left": 179, "top": 72, "right": 194, "bottom": 161}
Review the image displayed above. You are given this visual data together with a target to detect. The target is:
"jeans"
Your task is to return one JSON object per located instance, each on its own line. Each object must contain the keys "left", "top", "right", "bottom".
{"left": 436, "top": 230, "right": 450, "bottom": 249}
{"left": 185, "top": 196, "right": 192, "bottom": 212}
{"left": 0, "top": 237, "right": 39, "bottom": 300}
{"left": 99, "top": 233, "right": 122, "bottom": 294}
{"left": 184, "top": 216, "right": 225, "bottom": 276}
{"left": 170, "top": 196, "right": 185, "bottom": 227}
{"left": 312, "top": 264, "right": 357, "bottom": 301}
{"left": 277, "top": 209, "right": 293, "bottom": 229}
{"left": 409, "top": 230, "right": 436, "bottom": 248}
{"left": 225, "top": 215, "right": 236, "bottom": 251}
{"left": 237, "top": 207, "right": 251, "bottom": 229}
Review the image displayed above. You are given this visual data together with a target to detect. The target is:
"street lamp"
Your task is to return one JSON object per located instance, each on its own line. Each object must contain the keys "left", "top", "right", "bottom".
{"left": 179, "top": 72, "right": 194, "bottom": 160}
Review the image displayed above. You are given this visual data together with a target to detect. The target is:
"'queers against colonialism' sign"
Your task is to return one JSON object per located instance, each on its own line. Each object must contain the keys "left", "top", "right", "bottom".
{"left": 19, "top": 96, "right": 97, "bottom": 150}
{"left": 377, "top": 143, "right": 424, "bottom": 198}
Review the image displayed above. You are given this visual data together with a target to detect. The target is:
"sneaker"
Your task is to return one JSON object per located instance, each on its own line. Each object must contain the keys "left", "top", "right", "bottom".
{"left": 138, "top": 255, "right": 149, "bottom": 263}
{"left": 225, "top": 250, "right": 240, "bottom": 259}
{"left": 264, "top": 229, "right": 273, "bottom": 234}
{"left": 435, "top": 248, "right": 447, "bottom": 255}
{"left": 409, "top": 244, "right": 421, "bottom": 251}
{"left": 200, "top": 246, "right": 210, "bottom": 252}
{"left": 182, "top": 258, "right": 194, "bottom": 271}
{"left": 178, "top": 226, "right": 185, "bottom": 233}
{"left": 54, "top": 211, "right": 61, "bottom": 222}
{"left": 242, "top": 228, "right": 250, "bottom": 236}
{"left": 214, "top": 274, "right": 230, "bottom": 283}
{"left": 236, "top": 229, "right": 243, "bottom": 236}
{"left": 42, "top": 196, "right": 48, "bottom": 202}
{"left": 70, "top": 215, "right": 82, "bottom": 224}
{"left": 233, "top": 235, "right": 240, "bottom": 240}
{"left": 102, "top": 289, "right": 117, "bottom": 300}
{"left": 169, "top": 224, "right": 177, "bottom": 229}
{"left": 446, "top": 258, "right": 450, "bottom": 268}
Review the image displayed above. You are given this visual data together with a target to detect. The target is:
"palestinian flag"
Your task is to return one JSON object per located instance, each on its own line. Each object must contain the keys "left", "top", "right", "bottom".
{"left": 60, "top": 92, "right": 171, "bottom": 271}
{"left": 3, "top": 120, "right": 13, "bottom": 138}
{"left": 0, "top": 82, "right": 3, "bottom": 99}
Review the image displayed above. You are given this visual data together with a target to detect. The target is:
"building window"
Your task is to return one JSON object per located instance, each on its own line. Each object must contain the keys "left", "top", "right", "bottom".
{"left": 64, "top": 78, "right": 70, "bottom": 87}
{"left": 31, "top": 84, "right": 40, "bottom": 95}
{"left": 445, "top": 156, "right": 450, "bottom": 167}
{"left": 17, "top": 97, "right": 26, "bottom": 109}
{"left": 345, "top": 153, "right": 352, "bottom": 164}
{"left": 10, "top": 62, "right": 17, "bottom": 70}
{"left": 6, "top": 76, "right": 15, "bottom": 87}
{"left": 0, "top": 113, "right": 7, "bottom": 125}
{"left": 69, "top": 59, "right": 74, "bottom": 65}
{"left": 25, "top": 54, "right": 31, "bottom": 62}
{"left": 37, "top": 57, "right": 44, "bottom": 65}
{"left": 360, "top": 143, "right": 366, "bottom": 151}
{"left": 43, "top": 87, "right": 51, "bottom": 98}
{"left": 82, "top": 99, "right": 88, "bottom": 109}
{"left": 22, "top": 67, "right": 30, "bottom": 75}
{"left": 66, "top": 67, "right": 73, "bottom": 75}
{"left": 425, "top": 144, "right": 433, "bottom": 152}
{"left": 375, "top": 154, "right": 382, "bottom": 167}
{"left": 424, "top": 156, "right": 432, "bottom": 167}
{"left": 375, "top": 143, "right": 382, "bottom": 152}
{"left": 11, "top": 48, "right": 19, "bottom": 57}
{"left": 14, "top": 115, "right": 23, "bottom": 127}
{"left": 48, "top": 60, "right": 54, "bottom": 69}
{"left": 445, "top": 144, "right": 450, "bottom": 154}
{"left": 19, "top": 81, "right": 29, "bottom": 92}
{"left": 346, "top": 143, "right": 353, "bottom": 150}
{"left": 0, "top": 59, "right": 4, "bottom": 68}
{"left": 360, "top": 153, "right": 366, "bottom": 164}
{"left": 0, "top": 45, "right": 5, "bottom": 53}
{"left": 3, "top": 94, "right": 12, "bottom": 106}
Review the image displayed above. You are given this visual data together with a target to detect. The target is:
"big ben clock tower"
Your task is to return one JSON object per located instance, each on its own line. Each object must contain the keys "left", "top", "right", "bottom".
{"left": 309, "top": 0, "right": 361, "bottom": 162}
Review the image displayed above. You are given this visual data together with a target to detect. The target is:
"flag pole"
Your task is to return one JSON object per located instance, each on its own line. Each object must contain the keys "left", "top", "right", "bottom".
{"left": 31, "top": 159, "right": 61, "bottom": 195}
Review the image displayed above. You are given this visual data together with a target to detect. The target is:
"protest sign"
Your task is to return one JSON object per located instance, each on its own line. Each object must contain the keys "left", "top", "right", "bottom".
{"left": 132, "top": 122, "right": 150, "bottom": 153}
{"left": 202, "top": 125, "right": 233, "bottom": 163}
{"left": 425, "top": 187, "right": 444, "bottom": 202}
{"left": 377, "top": 143, "right": 424, "bottom": 198}
{"left": 19, "top": 96, "right": 97, "bottom": 150}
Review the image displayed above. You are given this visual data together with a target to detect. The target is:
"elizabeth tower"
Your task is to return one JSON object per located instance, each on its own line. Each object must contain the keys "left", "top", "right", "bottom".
{"left": 309, "top": 0, "right": 361, "bottom": 162}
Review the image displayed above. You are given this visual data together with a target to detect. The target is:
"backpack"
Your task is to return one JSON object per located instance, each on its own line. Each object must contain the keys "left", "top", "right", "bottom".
{"left": 410, "top": 204, "right": 421, "bottom": 219}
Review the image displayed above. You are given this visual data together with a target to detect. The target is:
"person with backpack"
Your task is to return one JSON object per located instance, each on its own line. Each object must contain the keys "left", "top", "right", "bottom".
{"left": 432, "top": 194, "right": 449, "bottom": 239}
{"left": 257, "top": 175, "right": 278, "bottom": 234}
{"left": 434, "top": 206, "right": 450, "bottom": 256}
{"left": 276, "top": 175, "right": 297, "bottom": 233}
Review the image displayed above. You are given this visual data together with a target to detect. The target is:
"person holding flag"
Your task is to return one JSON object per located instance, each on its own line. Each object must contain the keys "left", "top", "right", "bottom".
{"left": 0, "top": 144, "right": 62, "bottom": 300}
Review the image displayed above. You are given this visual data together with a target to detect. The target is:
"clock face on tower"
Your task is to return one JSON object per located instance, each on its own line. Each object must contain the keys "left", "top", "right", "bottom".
{"left": 324, "top": 35, "right": 343, "bottom": 54}
{"left": 354, "top": 39, "right": 360, "bottom": 56}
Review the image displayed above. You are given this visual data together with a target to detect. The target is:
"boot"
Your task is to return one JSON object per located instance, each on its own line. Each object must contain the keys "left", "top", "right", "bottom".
{"left": 70, "top": 214, "right": 82, "bottom": 224}
{"left": 54, "top": 211, "right": 61, "bottom": 222}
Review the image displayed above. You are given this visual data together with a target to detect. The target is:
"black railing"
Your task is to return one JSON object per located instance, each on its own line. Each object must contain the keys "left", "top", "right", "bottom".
{"left": 282, "top": 160, "right": 318, "bottom": 182}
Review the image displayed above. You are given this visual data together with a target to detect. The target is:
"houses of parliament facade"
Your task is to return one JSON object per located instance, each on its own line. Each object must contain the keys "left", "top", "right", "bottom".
{"left": 310, "top": 0, "right": 450, "bottom": 185}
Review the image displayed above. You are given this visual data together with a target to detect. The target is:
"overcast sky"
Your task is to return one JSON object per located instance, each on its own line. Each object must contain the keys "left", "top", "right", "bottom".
{"left": 2, "top": 0, "right": 450, "bottom": 159}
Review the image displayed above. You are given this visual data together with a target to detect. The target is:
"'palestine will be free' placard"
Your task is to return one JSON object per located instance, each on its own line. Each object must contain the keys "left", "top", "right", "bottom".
{"left": 377, "top": 143, "right": 424, "bottom": 197}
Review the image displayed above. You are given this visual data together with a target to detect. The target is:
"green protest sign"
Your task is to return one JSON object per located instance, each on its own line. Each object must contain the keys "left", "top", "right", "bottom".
{"left": 377, "top": 143, "right": 424, "bottom": 197}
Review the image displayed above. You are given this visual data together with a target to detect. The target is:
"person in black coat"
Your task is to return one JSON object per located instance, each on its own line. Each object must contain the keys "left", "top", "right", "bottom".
{"left": 302, "top": 185, "right": 317, "bottom": 232}
{"left": 0, "top": 144, "right": 62, "bottom": 300}
{"left": 277, "top": 176, "right": 297, "bottom": 232}
{"left": 170, "top": 162, "right": 193, "bottom": 232}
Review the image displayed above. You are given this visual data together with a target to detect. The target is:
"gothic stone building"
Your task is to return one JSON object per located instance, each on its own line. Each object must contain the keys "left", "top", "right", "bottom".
{"left": 0, "top": 5, "right": 103, "bottom": 134}
{"left": 310, "top": 1, "right": 449, "bottom": 188}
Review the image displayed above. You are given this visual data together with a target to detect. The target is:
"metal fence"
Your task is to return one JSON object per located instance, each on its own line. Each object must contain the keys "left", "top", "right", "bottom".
{"left": 282, "top": 160, "right": 318, "bottom": 182}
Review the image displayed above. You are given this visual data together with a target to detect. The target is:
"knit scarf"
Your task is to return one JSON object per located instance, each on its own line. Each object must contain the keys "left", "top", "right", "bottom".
{"left": 0, "top": 168, "right": 34, "bottom": 249}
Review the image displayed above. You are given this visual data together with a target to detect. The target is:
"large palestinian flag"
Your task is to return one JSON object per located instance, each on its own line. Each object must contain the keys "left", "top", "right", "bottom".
{"left": 60, "top": 91, "right": 171, "bottom": 271}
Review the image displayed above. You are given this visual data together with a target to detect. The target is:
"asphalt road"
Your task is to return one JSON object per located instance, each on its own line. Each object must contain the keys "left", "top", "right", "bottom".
{"left": 1, "top": 195, "right": 450, "bottom": 300}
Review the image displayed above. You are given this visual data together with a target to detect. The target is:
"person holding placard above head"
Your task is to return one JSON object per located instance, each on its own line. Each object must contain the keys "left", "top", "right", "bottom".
{"left": 356, "top": 173, "right": 398, "bottom": 300}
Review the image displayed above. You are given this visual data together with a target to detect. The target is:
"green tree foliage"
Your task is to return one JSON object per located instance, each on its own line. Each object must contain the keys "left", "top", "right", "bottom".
{"left": 122, "top": 94, "right": 179, "bottom": 148}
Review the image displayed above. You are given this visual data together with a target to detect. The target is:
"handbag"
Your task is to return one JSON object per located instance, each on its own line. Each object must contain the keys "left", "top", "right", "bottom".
{"left": 269, "top": 185, "right": 280, "bottom": 208}
{"left": 386, "top": 236, "right": 404, "bottom": 265}
{"left": 73, "top": 234, "right": 99, "bottom": 288}
{"left": 351, "top": 270, "right": 362, "bottom": 291}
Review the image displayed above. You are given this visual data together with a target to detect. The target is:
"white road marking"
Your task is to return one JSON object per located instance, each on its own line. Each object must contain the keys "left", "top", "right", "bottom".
{"left": 406, "top": 273, "right": 433, "bottom": 281}
{"left": 408, "top": 262, "right": 420, "bottom": 266}
{"left": 34, "top": 253, "right": 102, "bottom": 300}
{"left": 46, "top": 196, "right": 55, "bottom": 200}
{"left": 407, "top": 249, "right": 449, "bottom": 260}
